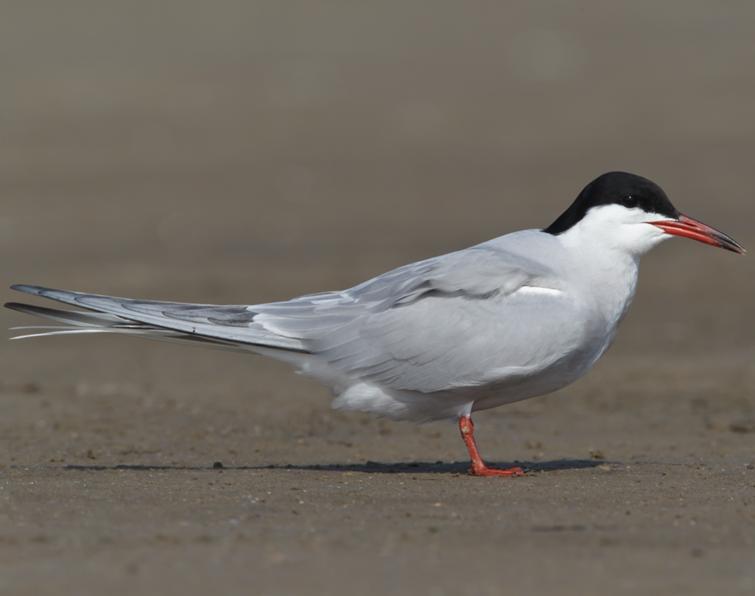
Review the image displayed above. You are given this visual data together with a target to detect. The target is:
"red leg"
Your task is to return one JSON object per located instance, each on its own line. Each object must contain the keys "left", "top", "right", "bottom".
{"left": 458, "top": 415, "right": 525, "bottom": 477}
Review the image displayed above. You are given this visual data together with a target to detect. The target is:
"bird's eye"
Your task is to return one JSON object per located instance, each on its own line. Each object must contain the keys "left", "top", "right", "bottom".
{"left": 625, "top": 194, "right": 637, "bottom": 207}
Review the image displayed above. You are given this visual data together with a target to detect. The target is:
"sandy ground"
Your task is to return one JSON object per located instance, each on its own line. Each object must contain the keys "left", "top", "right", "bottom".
{"left": 1, "top": 2, "right": 755, "bottom": 595}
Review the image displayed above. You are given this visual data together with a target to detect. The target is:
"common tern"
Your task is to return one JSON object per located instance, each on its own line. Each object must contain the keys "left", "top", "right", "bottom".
{"left": 6, "top": 172, "right": 745, "bottom": 476}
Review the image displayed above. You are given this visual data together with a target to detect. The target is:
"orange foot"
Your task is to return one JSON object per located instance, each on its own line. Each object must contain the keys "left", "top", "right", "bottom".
{"left": 470, "top": 465, "right": 525, "bottom": 477}
{"left": 458, "top": 415, "right": 526, "bottom": 478}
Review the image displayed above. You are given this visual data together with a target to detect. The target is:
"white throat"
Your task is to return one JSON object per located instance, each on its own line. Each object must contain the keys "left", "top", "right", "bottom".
{"left": 552, "top": 204, "right": 672, "bottom": 332}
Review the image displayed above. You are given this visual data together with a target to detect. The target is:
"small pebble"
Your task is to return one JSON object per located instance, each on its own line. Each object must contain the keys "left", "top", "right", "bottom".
{"left": 729, "top": 420, "right": 755, "bottom": 434}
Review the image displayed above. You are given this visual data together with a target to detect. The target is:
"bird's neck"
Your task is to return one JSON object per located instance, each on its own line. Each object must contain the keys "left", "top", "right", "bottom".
{"left": 560, "top": 234, "right": 641, "bottom": 327}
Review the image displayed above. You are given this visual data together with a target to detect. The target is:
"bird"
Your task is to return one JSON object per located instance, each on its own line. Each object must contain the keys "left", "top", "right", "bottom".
{"left": 5, "top": 171, "right": 745, "bottom": 477}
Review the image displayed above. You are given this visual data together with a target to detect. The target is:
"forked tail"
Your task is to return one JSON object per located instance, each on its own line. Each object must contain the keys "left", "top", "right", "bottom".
{"left": 5, "top": 284, "right": 310, "bottom": 353}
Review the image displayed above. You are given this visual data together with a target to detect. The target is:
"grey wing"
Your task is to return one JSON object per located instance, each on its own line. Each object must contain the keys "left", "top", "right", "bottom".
{"left": 317, "top": 288, "right": 585, "bottom": 393}
{"left": 5, "top": 267, "right": 430, "bottom": 350}
{"left": 302, "top": 246, "right": 581, "bottom": 393}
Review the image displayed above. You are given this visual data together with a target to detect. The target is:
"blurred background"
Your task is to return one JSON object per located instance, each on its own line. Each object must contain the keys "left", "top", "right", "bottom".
{"left": 1, "top": 2, "right": 754, "bottom": 595}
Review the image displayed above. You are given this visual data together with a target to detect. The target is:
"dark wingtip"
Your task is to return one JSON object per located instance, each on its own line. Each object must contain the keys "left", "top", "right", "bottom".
{"left": 4, "top": 302, "right": 41, "bottom": 315}
{"left": 10, "top": 284, "right": 46, "bottom": 295}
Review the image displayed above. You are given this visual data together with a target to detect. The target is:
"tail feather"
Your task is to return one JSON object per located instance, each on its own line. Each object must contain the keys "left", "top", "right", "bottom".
{"left": 6, "top": 301, "right": 138, "bottom": 327}
{"left": 6, "top": 302, "right": 254, "bottom": 353}
{"left": 10, "top": 327, "right": 144, "bottom": 341}
{"left": 6, "top": 284, "right": 309, "bottom": 353}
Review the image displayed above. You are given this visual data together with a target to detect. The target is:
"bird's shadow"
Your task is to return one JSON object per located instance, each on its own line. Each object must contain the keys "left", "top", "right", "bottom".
{"left": 60, "top": 459, "right": 605, "bottom": 474}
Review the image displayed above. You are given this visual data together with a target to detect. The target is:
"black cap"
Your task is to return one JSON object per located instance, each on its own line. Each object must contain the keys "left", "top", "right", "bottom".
{"left": 544, "top": 172, "right": 679, "bottom": 235}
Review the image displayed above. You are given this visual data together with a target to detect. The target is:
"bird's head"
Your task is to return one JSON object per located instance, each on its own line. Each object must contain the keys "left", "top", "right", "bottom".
{"left": 545, "top": 171, "right": 745, "bottom": 257}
